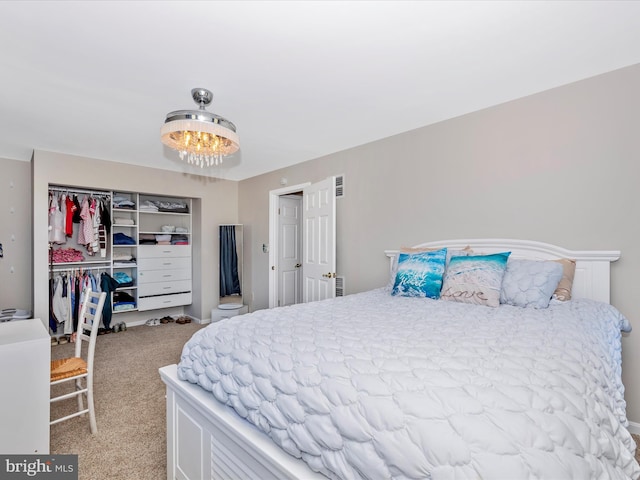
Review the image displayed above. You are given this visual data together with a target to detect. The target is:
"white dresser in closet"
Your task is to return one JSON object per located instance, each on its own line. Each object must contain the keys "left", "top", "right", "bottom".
{"left": 137, "top": 245, "right": 192, "bottom": 311}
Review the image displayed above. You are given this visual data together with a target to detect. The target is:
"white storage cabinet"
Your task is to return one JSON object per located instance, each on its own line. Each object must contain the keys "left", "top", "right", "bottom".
{"left": 0, "top": 318, "right": 50, "bottom": 453}
{"left": 138, "top": 245, "right": 192, "bottom": 310}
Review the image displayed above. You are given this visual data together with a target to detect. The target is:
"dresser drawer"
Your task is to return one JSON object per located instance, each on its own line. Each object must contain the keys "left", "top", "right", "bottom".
{"left": 138, "top": 245, "right": 191, "bottom": 259}
{"left": 138, "top": 268, "right": 191, "bottom": 284}
{"left": 138, "top": 257, "right": 191, "bottom": 271}
{"left": 139, "top": 280, "right": 191, "bottom": 297}
{"left": 138, "top": 292, "right": 192, "bottom": 311}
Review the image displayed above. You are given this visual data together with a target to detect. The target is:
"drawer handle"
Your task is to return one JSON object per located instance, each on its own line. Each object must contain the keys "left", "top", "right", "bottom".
{"left": 163, "top": 287, "right": 171, "bottom": 290}
{"left": 163, "top": 251, "right": 172, "bottom": 254}
{"left": 163, "top": 275, "right": 172, "bottom": 278}
{"left": 163, "top": 262, "right": 172, "bottom": 266}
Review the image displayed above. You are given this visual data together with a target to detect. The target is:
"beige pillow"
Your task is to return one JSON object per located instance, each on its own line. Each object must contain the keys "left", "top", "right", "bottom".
{"left": 553, "top": 258, "right": 576, "bottom": 301}
{"left": 400, "top": 245, "right": 473, "bottom": 254}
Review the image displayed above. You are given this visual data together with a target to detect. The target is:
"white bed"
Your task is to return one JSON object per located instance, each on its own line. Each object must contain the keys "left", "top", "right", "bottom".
{"left": 160, "top": 239, "right": 639, "bottom": 480}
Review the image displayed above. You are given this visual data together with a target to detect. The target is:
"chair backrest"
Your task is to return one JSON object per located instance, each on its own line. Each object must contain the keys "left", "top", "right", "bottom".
{"left": 74, "top": 290, "right": 107, "bottom": 369}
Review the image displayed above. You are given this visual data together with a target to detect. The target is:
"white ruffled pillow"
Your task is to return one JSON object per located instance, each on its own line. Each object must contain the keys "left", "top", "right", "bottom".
{"left": 500, "top": 259, "right": 563, "bottom": 309}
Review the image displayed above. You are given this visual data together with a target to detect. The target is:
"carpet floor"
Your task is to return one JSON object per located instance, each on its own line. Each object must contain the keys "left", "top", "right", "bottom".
{"left": 50, "top": 320, "right": 204, "bottom": 480}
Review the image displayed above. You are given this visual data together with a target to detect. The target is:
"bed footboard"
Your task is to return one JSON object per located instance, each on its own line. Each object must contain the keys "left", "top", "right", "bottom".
{"left": 160, "top": 364, "right": 324, "bottom": 480}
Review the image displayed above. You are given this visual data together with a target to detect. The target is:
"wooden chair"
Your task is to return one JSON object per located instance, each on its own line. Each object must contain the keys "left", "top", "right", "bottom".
{"left": 50, "top": 290, "right": 107, "bottom": 434}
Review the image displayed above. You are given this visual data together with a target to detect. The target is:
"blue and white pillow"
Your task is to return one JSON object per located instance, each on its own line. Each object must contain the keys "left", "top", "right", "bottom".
{"left": 386, "top": 246, "right": 473, "bottom": 290}
{"left": 441, "top": 252, "right": 511, "bottom": 307}
{"left": 500, "top": 259, "right": 563, "bottom": 308}
{"left": 391, "top": 248, "right": 447, "bottom": 299}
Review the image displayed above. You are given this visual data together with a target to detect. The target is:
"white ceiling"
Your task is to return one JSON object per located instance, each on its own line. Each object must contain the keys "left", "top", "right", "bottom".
{"left": 1, "top": 1, "right": 640, "bottom": 181}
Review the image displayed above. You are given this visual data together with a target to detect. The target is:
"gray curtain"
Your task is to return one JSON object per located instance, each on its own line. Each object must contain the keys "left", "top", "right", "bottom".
{"left": 219, "top": 226, "right": 241, "bottom": 297}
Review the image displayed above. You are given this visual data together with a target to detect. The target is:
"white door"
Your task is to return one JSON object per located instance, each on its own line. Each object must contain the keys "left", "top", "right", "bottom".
{"left": 278, "top": 195, "right": 302, "bottom": 306}
{"left": 303, "top": 177, "right": 336, "bottom": 302}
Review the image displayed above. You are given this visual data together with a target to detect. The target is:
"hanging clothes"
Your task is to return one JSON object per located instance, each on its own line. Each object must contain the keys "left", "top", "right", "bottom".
{"left": 52, "top": 275, "right": 70, "bottom": 329}
{"left": 48, "top": 192, "right": 66, "bottom": 244}
{"left": 100, "top": 272, "right": 120, "bottom": 331}
{"left": 98, "top": 198, "right": 110, "bottom": 257}
{"left": 48, "top": 186, "right": 112, "bottom": 338}
{"left": 65, "top": 194, "right": 76, "bottom": 237}
{"left": 49, "top": 276, "right": 58, "bottom": 333}
{"left": 63, "top": 274, "right": 75, "bottom": 335}
{"left": 72, "top": 195, "right": 82, "bottom": 223}
{"left": 78, "top": 195, "right": 96, "bottom": 255}
{"left": 220, "top": 225, "right": 242, "bottom": 297}
{"left": 101, "top": 197, "right": 112, "bottom": 235}
{"left": 90, "top": 197, "right": 101, "bottom": 255}
{"left": 72, "top": 274, "right": 81, "bottom": 331}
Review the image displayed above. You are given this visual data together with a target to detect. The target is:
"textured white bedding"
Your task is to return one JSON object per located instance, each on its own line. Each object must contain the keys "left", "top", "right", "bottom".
{"left": 178, "top": 289, "right": 640, "bottom": 479}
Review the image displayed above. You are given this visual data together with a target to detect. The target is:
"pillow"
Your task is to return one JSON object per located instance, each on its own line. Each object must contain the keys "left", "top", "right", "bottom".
{"left": 499, "top": 259, "right": 564, "bottom": 308}
{"left": 553, "top": 258, "right": 576, "bottom": 301}
{"left": 386, "top": 245, "right": 472, "bottom": 290}
{"left": 441, "top": 252, "right": 511, "bottom": 307}
{"left": 391, "top": 248, "right": 447, "bottom": 299}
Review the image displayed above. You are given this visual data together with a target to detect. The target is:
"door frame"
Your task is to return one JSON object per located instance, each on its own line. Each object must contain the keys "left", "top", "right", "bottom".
{"left": 268, "top": 182, "right": 310, "bottom": 308}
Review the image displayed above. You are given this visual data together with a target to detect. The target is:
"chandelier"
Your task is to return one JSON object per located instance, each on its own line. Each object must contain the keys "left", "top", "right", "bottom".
{"left": 161, "top": 88, "right": 239, "bottom": 168}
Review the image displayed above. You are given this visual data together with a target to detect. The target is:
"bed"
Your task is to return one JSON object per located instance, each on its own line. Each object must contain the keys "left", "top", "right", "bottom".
{"left": 159, "top": 238, "right": 640, "bottom": 480}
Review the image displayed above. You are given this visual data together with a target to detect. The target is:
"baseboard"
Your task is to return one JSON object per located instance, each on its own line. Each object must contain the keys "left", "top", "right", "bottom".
{"left": 628, "top": 421, "right": 640, "bottom": 435}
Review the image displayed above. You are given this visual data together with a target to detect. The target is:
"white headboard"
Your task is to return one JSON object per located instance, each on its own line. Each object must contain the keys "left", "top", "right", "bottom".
{"left": 384, "top": 238, "right": 620, "bottom": 304}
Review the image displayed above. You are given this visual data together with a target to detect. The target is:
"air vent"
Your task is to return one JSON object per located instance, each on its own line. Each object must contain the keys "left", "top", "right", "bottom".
{"left": 335, "top": 276, "right": 345, "bottom": 297}
{"left": 335, "top": 175, "right": 344, "bottom": 198}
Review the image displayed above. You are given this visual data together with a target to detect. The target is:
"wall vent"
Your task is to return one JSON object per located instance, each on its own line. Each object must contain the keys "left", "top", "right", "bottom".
{"left": 335, "top": 276, "right": 345, "bottom": 297}
{"left": 335, "top": 175, "right": 344, "bottom": 198}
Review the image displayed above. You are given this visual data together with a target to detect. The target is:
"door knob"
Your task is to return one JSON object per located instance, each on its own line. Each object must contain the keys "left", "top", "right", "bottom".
{"left": 295, "top": 263, "right": 301, "bottom": 268}
{"left": 322, "top": 272, "right": 332, "bottom": 278}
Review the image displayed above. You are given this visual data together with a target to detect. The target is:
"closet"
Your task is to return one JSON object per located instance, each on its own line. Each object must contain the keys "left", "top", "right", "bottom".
{"left": 47, "top": 185, "right": 192, "bottom": 339}
{"left": 48, "top": 186, "right": 112, "bottom": 340}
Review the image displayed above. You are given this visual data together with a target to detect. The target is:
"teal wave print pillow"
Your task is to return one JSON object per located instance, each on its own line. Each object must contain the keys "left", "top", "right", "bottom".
{"left": 441, "top": 252, "right": 511, "bottom": 307}
{"left": 391, "top": 248, "right": 447, "bottom": 299}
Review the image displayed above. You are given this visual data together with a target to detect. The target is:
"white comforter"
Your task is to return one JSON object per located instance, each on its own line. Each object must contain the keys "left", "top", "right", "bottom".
{"left": 178, "top": 289, "right": 640, "bottom": 479}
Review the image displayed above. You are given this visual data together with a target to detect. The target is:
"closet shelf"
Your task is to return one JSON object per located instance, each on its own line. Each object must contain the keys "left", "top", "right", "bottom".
{"left": 139, "top": 211, "right": 189, "bottom": 216}
{"left": 51, "top": 260, "right": 110, "bottom": 266}
{"left": 139, "top": 231, "right": 191, "bottom": 235}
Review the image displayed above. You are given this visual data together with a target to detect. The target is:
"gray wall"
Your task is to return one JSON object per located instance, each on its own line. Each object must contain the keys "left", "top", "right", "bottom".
{"left": 0, "top": 158, "right": 32, "bottom": 310}
{"left": 239, "top": 63, "right": 640, "bottom": 423}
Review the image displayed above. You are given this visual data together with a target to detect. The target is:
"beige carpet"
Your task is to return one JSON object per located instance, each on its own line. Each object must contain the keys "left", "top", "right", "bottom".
{"left": 51, "top": 320, "right": 640, "bottom": 479}
{"left": 50, "top": 320, "right": 204, "bottom": 480}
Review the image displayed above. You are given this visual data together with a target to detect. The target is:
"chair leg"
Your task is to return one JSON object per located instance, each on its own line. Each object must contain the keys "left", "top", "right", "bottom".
{"left": 75, "top": 378, "right": 85, "bottom": 413}
{"left": 87, "top": 375, "right": 97, "bottom": 434}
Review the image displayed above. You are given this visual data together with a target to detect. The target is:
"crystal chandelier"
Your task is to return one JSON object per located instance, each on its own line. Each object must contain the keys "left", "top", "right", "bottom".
{"left": 161, "top": 88, "right": 239, "bottom": 167}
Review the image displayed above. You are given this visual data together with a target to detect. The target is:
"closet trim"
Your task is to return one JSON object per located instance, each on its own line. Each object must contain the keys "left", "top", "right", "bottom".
{"left": 48, "top": 185, "right": 111, "bottom": 197}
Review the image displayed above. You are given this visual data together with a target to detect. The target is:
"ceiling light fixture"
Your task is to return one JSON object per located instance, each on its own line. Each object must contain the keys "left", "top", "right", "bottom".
{"left": 161, "top": 88, "right": 239, "bottom": 168}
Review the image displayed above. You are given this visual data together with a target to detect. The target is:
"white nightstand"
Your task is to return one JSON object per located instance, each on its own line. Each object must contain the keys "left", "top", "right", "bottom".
{"left": 0, "top": 318, "right": 50, "bottom": 453}
{"left": 211, "top": 304, "right": 248, "bottom": 323}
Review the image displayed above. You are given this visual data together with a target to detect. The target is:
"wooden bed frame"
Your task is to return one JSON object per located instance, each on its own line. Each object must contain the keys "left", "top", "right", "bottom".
{"left": 159, "top": 239, "right": 620, "bottom": 480}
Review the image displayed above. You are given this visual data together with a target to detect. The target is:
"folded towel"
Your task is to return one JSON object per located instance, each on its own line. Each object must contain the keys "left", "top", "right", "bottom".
{"left": 113, "top": 232, "right": 135, "bottom": 245}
